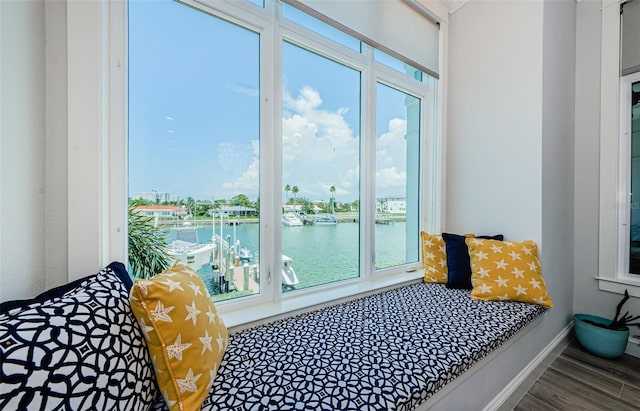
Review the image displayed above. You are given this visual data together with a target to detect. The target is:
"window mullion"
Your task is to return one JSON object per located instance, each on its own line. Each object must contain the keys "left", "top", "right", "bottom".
{"left": 360, "top": 46, "right": 376, "bottom": 280}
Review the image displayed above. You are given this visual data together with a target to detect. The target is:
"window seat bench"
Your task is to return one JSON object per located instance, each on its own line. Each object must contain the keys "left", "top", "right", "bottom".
{"left": 152, "top": 282, "right": 547, "bottom": 410}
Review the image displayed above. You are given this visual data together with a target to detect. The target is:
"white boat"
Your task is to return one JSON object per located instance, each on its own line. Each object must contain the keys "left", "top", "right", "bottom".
{"left": 167, "top": 225, "right": 216, "bottom": 270}
{"left": 238, "top": 247, "right": 252, "bottom": 263}
{"left": 282, "top": 255, "right": 299, "bottom": 290}
{"left": 314, "top": 214, "right": 337, "bottom": 225}
{"left": 282, "top": 212, "right": 303, "bottom": 226}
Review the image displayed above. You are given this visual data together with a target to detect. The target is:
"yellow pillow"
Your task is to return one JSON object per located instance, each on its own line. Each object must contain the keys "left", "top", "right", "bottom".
{"left": 466, "top": 238, "right": 553, "bottom": 308}
{"left": 421, "top": 232, "right": 448, "bottom": 283}
{"left": 129, "top": 261, "right": 228, "bottom": 411}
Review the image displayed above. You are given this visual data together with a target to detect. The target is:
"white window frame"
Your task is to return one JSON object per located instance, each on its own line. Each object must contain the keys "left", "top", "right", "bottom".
{"left": 598, "top": 0, "right": 640, "bottom": 297}
{"left": 72, "top": 0, "right": 443, "bottom": 326}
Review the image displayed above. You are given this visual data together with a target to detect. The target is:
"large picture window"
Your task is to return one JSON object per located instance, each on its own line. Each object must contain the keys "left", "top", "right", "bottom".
{"left": 127, "top": 0, "right": 438, "bottom": 310}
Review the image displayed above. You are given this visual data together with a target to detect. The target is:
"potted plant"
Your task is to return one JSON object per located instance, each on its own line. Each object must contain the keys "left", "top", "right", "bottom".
{"left": 574, "top": 289, "right": 640, "bottom": 358}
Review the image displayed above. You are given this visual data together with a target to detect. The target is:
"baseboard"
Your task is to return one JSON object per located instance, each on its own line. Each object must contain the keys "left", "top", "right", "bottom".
{"left": 482, "top": 322, "right": 573, "bottom": 411}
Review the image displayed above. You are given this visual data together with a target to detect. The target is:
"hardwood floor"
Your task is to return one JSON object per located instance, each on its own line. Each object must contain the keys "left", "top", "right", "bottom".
{"left": 513, "top": 340, "right": 640, "bottom": 410}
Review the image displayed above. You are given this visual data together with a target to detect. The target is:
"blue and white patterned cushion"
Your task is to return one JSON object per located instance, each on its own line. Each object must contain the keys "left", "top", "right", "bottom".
{"left": 152, "top": 282, "right": 546, "bottom": 411}
{"left": 0, "top": 262, "right": 158, "bottom": 410}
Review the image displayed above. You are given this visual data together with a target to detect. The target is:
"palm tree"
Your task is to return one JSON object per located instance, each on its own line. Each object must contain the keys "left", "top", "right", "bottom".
{"left": 292, "top": 186, "right": 299, "bottom": 205}
{"left": 284, "top": 184, "right": 291, "bottom": 203}
{"left": 128, "top": 206, "right": 171, "bottom": 279}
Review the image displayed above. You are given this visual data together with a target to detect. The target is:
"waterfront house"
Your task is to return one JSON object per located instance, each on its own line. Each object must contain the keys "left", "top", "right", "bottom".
{"left": 2, "top": 0, "right": 639, "bottom": 409}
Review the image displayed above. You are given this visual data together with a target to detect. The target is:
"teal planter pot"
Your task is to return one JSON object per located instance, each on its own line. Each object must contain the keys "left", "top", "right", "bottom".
{"left": 574, "top": 314, "right": 629, "bottom": 359}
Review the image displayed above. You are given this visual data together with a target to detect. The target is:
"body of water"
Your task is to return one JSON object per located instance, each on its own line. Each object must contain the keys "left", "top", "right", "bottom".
{"left": 167, "top": 221, "right": 411, "bottom": 291}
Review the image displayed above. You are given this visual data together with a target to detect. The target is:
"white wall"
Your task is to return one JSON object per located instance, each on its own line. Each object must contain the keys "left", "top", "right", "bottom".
{"left": 0, "top": 0, "right": 47, "bottom": 300}
{"left": 445, "top": 0, "right": 543, "bottom": 242}
{"left": 438, "top": 0, "right": 576, "bottom": 408}
{"left": 574, "top": 0, "right": 640, "bottom": 357}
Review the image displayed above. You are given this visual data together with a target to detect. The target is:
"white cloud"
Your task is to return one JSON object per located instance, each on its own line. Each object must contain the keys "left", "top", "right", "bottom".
{"left": 228, "top": 83, "right": 259, "bottom": 97}
{"left": 222, "top": 86, "right": 407, "bottom": 201}
{"left": 221, "top": 140, "right": 259, "bottom": 193}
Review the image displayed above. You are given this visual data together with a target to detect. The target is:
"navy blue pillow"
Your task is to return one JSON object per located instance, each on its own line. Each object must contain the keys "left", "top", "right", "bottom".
{"left": 443, "top": 233, "right": 504, "bottom": 290}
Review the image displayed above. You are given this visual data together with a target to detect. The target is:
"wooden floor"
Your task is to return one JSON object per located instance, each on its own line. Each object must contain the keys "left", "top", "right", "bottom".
{"left": 513, "top": 340, "right": 640, "bottom": 410}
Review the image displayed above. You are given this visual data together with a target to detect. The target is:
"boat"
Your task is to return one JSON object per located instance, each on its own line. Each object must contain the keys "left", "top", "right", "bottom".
{"left": 281, "top": 255, "right": 299, "bottom": 290}
{"left": 238, "top": 247, "right": 252, "bottom": 263}
{"left": 282, "top": 212, "right": 303, "bottom": 226}
{"left": 314, "top": 214, "right": 337, "bottom": 225}
{"left": 167, "top": 225, "right": 216, "bottom": 270}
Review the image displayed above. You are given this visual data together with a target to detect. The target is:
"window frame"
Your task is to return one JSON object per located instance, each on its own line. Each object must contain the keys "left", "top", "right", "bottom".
{"left": 99, "top": 0, "right": 442, "bottom": 324}
{"left": 616, "top": 72, "right": 640, "bottom": 283}
{"left": 598, "top": 0, "right": 640, "bottom": 297}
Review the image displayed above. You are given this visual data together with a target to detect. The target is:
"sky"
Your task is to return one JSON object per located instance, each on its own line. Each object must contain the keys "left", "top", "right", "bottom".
{"left": 128, "top": 0, "right": 415, "bottom": 204}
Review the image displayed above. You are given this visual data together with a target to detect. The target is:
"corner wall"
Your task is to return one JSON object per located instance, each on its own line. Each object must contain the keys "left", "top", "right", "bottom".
{"left": 439, "top": 0, "right": 576, "bottom": 408}
{"left": 0, "top": 0, "right": 47, "bottom": 300}
{"left": 574, "top": 0, "right": 640, "bottom": 356}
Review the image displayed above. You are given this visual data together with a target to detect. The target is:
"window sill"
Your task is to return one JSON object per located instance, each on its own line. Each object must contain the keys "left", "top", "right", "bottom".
{"left": 221, "top": 270, "right": 424, "bottom": 331}
{"left": 596, "top": 276, "right": 640, "bottom": 298}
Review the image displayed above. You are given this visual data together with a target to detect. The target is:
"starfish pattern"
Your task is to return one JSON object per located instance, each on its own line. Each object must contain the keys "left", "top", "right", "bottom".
{"left": 217, "top": 333, "right": 226, "bottom": 353}
{"left": 206, "top": 307, "right": 217, "bottom": 325}
{"left": 438, "top": 259, "right": 447, "bottom": 268}
{"left": 425, "top": 251, "right": 435, "bottom": 260}
{"left": 495, "top": 276, "right": 508, "bottom": 287}
{"left": 478, "top": 283, "right": 492, "bottom": 294}
{"left": 189, "top": 282, "right": 203, "bottom": 296}
{"left": 177, "top": 368, "right": 202, "bottom": 393}
{"left": 162, "top": 278, "right": 184, "bottom": 292}
{"left": 508, "top": 251, "right": 521, "bottom": 261}
{"left": 512, "top": 268, "right": 525, "bottom": 278}
{"left": 494, "top": 259, "right": 508, "bottom": 269}
{"left": 513, "top": 284, "right": 528, "bottom": 295}
{"left": 137, "top": 280, "right": 153, "bottom": 295}
{"left": 529, "top": 278, "right": 541, "bottom": 289}
{"left": 138, "top": 318, "right": 154, "bottom": 341}
{"left": 166, "top": 334, "right": 192, "bottom": 361}
{"left": 150, "top": 301, "right": 174, "bottom": 323}
{"left": 478, "top": 267, "right": 491, "bottom": 278}
{"left": 476, "top": 251, "right": 489, "bottom": 261}
{"left": 200, "top": 330, "right": 213, "bottom": 355}
{"left": 185, "top": 301, "right": 202, "bottom": 326}
{"left": 490, "top": 244, "right": 503, "bottom": 253}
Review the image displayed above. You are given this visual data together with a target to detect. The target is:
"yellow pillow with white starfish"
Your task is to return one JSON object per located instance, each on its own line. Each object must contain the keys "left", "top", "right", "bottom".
{"left": 421, "top": 232, "right": 448, "bottom": 283}
{"left": 129, "top": 261, "right": 228, "bottom": 411}
{"left": 466, "top": 238, "right": 553, "bottom": 308}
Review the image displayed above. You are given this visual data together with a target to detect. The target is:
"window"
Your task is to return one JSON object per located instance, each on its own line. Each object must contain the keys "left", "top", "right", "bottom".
{"left": 281, "top": 42, "right": 361, "bottom": 291}
{"left": 127, "top": 0, "right": 439, "bottom": 314}
{"left": 375, "top": 83, "right": 420, "bottom": 270}
{"left": 621, "top": 73, "right": 640, "bottom": 276}
{"left": 128, "top": 0, "right": 261, "bottom": 302}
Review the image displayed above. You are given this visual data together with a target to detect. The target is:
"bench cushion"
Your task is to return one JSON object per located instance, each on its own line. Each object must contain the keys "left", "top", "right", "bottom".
{"left": 152, "top": 282, "right": 546, "bottom": 410}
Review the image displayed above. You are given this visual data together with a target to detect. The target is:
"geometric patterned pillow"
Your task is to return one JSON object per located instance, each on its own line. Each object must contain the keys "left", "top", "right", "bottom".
{"left": 420, "top": 232, "right": 448, "bottom": 283}
{"left": 467, "top": 238, "right": 554, "bottom": 308}
{"left": 129, "top": 261, "right": 228, "bottom": 411}
{"left": 0, "top": 262, "right": 158, "bottom": 410}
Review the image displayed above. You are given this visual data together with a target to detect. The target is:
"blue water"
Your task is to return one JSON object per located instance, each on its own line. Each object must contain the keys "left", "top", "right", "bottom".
{"left": 167, "top": 222, "right": 410, "bottom": 290}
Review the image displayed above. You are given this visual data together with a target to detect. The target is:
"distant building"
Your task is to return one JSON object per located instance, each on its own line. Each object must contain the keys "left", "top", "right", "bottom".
{"left": 133, "top": 205, "right": 186, "bottom": 218}
{"left": 283, "top": 204, "right": 303, "bottom": 212}
{"left": 132, "top": 191, "right": 178, "bottom": 203}
{"left": 219, "top": 205, "right": 258, "bottom": 216}
{"left": 376, "top": 197, "right": 406, "bottom": 214}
